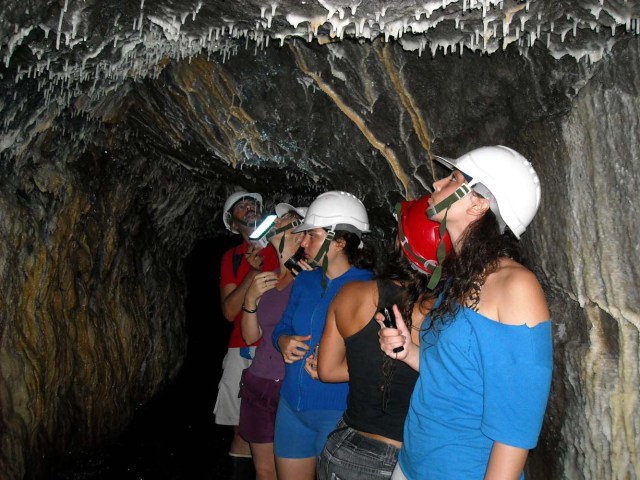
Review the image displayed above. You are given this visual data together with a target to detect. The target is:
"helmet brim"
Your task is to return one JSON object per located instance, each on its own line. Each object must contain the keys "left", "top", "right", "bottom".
{"left": 275, "top": 203, "right": 308, "bottom": 219}
{"left": 291, "top": 222, "right": 314, "bottom": 234}
{"left": 433, "top": 155, "right": 457, "bottom": 170}
{"left": 433, "top": 155, "right": 475, "bottom": 184}
{"left": 292, "top": 191, "right": 370, "bottom": 234}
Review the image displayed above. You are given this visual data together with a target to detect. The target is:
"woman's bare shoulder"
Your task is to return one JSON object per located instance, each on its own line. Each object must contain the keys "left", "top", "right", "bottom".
{"left": 332, "top": 280, "right": 378, "bottom": 335}
{"left": 334, "top": 279, "right": 377, "bottom": 302}
{"left": 492, "top": 259, "right": 550, "bottom": 327}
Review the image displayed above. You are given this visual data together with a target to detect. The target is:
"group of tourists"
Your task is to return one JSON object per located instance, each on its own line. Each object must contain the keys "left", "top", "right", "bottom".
{"left": 214, "top": 145, "right": 553, "bottom": 480}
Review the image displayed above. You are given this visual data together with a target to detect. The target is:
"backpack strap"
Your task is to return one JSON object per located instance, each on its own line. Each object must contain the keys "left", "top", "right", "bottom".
{"left": 232, "top": 246, "right": 244, "bottom": 277}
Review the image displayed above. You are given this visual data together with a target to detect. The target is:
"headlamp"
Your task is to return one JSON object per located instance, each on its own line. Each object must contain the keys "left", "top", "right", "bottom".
{"left": 249, "top": 214, "right": 277, "bottom": 249}
{"left": 249, "top": 214, "right": 278, "bottom": 240}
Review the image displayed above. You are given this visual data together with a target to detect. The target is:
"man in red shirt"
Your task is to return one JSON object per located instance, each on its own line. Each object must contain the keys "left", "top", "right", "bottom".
{"left": 216, "top": 190, "right": 279, "bottom": 476}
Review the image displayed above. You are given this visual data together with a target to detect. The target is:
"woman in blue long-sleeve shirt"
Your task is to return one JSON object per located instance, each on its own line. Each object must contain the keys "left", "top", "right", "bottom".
{"left": 272, "top": 191, "right": 374, "bottom": 480}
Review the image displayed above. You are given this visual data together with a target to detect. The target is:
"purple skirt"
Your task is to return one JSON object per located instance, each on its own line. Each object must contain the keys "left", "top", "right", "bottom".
{"left": 238, "top": 368, "right": 282, "bottom": 443}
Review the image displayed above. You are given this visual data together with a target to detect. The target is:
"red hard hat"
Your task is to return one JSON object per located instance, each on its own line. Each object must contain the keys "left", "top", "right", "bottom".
{"left": 396, "top": 195, "right": 452, "bottom": 275}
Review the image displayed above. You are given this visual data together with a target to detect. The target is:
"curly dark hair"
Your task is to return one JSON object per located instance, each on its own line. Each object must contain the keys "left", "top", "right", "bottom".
{"left": 425, "top": 206, "right": 523, "bottom": 332}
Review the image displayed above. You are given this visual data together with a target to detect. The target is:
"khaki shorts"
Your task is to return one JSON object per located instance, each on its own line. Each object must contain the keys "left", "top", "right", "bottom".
{"left": 214, "top": 348, "right": 253, "bottom": 425}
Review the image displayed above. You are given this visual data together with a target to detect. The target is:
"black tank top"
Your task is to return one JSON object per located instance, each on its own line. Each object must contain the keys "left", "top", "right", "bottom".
{"left": 342, "top": 279, "right": 419, "bottom": 441}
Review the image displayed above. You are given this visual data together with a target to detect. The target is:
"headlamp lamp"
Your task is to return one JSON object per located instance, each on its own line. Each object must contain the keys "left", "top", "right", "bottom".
{"left": 249, "top": 214, "right": 277, "bottom": 249}
{"left": 249, "top": 214, "right": 278, "bottom": 240}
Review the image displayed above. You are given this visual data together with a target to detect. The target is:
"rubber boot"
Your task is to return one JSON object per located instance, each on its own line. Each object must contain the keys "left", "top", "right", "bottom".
{"left": 229, "top": 455, "right": 255, "bottom": 480}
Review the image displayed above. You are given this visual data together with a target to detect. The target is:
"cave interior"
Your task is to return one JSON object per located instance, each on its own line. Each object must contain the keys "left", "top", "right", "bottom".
{"left": 1, "top": 0, "right": 639, "bottom": 478}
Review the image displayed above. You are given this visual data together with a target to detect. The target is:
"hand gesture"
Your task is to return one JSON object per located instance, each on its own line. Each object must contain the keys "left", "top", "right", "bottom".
{"left": 304, "top": 348, "right": 319, "bottom": 379}
{"left": 376, "top": 305, "right": 412, "bottom": 362}
{"left": 245, "top": 245, "right": 265, "bottom": 271}
{"left": 288, "top": 258, "right": 315, "bottom": 277}
{"left": 278, "top": 334, "right": 311, "bottom": 364}
{"left": 298, "top": 258, "right": 315, "bottom": 272}
{"left": 245, "top": 271, "right": 278, "bottom": 308}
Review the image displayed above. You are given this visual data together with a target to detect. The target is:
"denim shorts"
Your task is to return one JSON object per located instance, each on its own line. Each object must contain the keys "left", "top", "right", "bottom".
{"left": 317, "top": 418, "right": 400, "bottom": 480}
{"left": 273, "top": 397, "right": 343, "bottom": 459}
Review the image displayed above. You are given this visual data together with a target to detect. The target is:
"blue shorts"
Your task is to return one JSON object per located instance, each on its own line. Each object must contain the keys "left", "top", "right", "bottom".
{"left": 273, "top": 397, "right": 343, "bottom": 459}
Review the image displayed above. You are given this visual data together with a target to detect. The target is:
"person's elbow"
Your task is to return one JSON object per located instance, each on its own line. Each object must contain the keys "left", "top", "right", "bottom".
{"left": 241, "top": 329, "right": 260, "bottom": 345}
{"left": 318, "top": 363, "right": 348, "bottom": 383}
{"left": 317, "top": 363, "right": 331, "bottom": 382}
{"left": 221, "top": 302, "right": 237, "bottom": 322}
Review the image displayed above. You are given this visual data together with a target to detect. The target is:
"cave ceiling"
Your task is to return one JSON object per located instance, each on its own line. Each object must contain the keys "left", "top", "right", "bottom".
{"left": 1, "top": 0, "right": 639, "bottom": 221}
{"left": 1, "top": 5, "right": 640, "bottom": 477}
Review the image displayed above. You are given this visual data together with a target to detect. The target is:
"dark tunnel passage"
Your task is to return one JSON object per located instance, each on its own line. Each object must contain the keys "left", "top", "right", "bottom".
{"left": 51, "top": 236, "right": 239, "bottom": 479}
{"left": 2, "top": 1, "right": 640, "bottom": 479}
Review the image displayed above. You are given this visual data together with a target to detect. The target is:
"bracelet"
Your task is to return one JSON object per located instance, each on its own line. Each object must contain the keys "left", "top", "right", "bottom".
{"left": 241, "top": 303, "right": 257, "bottom": 314}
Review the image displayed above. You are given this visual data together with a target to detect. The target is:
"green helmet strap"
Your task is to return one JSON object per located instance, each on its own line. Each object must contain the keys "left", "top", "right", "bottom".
{"left": 427, "top": 206, "right": 450, "bottom": 290}
{"left": 425, "top": 184, "right": 471, "bottom": 218}
{"left": 270, "top": 219, "right": 302, "bottom": 255}
{"left": 306, "top": 229, "right": 335, "bottom": 291}
{"left": 307, "top": 229, "right": 335, "bottom": 269}
{"left": 424, "top": 183, "right": 470, "bottom": 290}
{"left": 277, "top": 234, "right": 286, "bottom": 255}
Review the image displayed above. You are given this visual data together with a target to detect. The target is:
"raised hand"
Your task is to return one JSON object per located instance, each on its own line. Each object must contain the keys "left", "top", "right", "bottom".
{"left": 376, "top": 305, "right": 413, "bottom": 362}
{"left": 245, "top": 271, "right": 279, "bottom": 308}
{"left": 245, "top": 244, "right": 265, "bottom": 271}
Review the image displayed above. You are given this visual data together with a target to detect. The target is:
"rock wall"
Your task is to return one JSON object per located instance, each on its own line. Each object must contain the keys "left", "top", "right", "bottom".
{"left": 526, "top": 37, "right": 640, "bottom": 479}
{"left": 0, "top": 125, "right": 210, "bottom": 478}
{"left": 0, "top": 34, "right": 638, "bottom": 479}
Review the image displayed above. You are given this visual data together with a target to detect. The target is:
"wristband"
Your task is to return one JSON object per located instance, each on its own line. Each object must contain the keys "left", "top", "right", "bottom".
{"left": 241, "top": 303, "right": 257, "bottom": 314}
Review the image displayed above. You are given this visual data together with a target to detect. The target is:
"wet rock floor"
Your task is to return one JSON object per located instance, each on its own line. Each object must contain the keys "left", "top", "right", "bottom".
{"left": 51, "top": 372, "right": 235, "bottom": 480}
{"left": 52, "top": 238, "right": 239, "bottom": 480}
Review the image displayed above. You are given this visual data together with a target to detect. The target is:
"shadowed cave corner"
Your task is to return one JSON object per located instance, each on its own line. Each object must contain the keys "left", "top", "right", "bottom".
{"left": 50, "top": 235, "right": 240, "bottom": 480}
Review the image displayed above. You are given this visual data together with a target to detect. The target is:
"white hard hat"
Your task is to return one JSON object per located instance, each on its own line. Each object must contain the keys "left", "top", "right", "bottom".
{"left": 292, "top": 191, "right": 370, "bottom": 236}
{"left": 275, "top": 203, "right": 308, "bottom": 219}
{"left": 223, "top": 190, "right": 262, "bottom": 234}
{"left": 435, "top": 145, "right": 541, "bottom": 238}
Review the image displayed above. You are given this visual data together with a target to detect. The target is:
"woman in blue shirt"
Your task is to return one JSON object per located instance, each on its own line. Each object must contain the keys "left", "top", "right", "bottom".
{"left": 379, "top": 146, "right": 553, "bottom": 480}
{"left": 316, "top": 195, "right": 452, "bottom": 480}
{"left": 272, "top": 191, "right": 375, "bottom": 480}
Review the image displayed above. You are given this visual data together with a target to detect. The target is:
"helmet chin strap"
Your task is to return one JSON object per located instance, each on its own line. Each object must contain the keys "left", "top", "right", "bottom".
{"left": 306, "top": 228, "right": 335, "bottom": 290}
{"left": 307, "top": 229, "right": 335, "bottom": 269}
{"left": 270, "top": 219, "right": 302, "bottom": 254}
{"left": 234, "top": 217, "right": 259, "bottom": 231}
{"left": 425, "top": 184, "right": 471, "bottom": 218}
{"left": 425, "top": 184, "right": 471, "bottom": 290}
{"left": 395, "top": 202, "right": 437, "bottom": 275}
